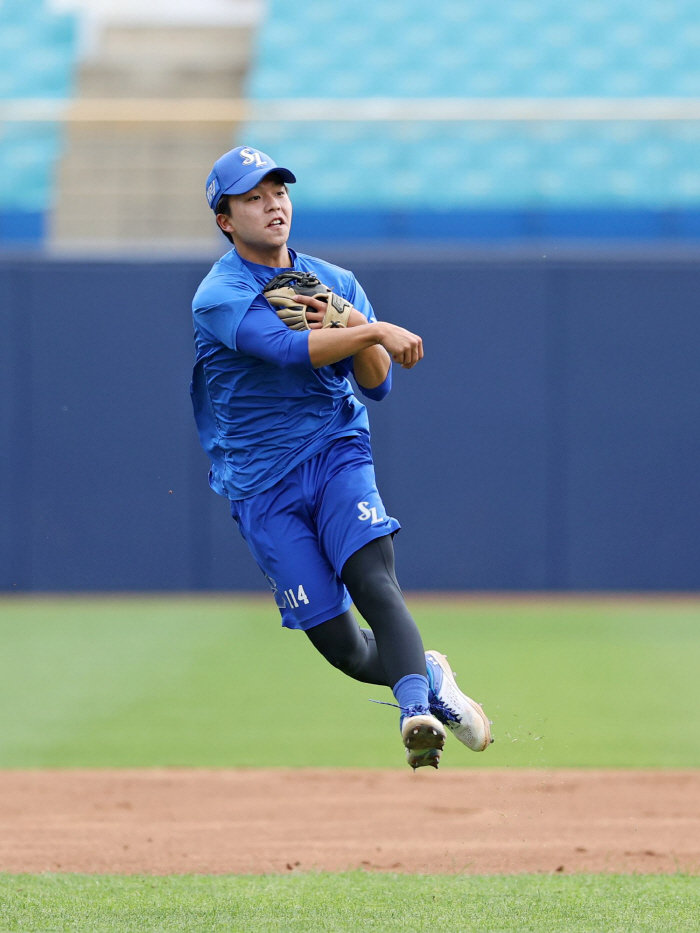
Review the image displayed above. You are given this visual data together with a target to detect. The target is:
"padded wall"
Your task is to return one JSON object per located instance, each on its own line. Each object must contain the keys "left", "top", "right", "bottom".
{"left": 1, "top": 252, "right": 699, "bottom": 591}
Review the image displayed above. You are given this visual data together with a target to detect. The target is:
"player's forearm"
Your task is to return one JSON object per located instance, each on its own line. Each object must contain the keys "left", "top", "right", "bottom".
{"left": 308, "top": 324, "right": 383, "bottom": 369}
{"left": 352, "top": 344, "right": 391, "bottom": 388}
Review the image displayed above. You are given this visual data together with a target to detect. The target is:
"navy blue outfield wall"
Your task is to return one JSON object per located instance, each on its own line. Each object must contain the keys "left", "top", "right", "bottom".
{"left": 1, "top": 251, "right": 699, "bottom": 592}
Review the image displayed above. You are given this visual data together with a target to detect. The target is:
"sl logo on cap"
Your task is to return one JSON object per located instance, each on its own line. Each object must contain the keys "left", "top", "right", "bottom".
{"left": 206, "top": 179, "right": 217, "bottom": 206}
{"left": 240, "top": 147, "right": 268, "bottom": 168}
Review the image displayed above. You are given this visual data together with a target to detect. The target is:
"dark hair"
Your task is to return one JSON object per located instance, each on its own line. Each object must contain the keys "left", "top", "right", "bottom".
{"left": 215, "top": 195, "right": 234, "bottom": 244}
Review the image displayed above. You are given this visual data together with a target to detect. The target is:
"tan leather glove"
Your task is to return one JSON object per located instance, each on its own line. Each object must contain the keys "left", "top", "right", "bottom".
{"left": 263, "top": 271, "right": 354, "bottom": 331}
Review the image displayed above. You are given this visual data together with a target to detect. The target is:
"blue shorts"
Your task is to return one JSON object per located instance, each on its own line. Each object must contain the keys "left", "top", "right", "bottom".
{"left": 229, "top": 435, "right": 400, "bottom": 630}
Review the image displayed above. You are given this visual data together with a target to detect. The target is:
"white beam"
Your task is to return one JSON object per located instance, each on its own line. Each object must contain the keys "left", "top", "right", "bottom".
{"left": 5, "top": 97, "right": 700, "bottom": 122}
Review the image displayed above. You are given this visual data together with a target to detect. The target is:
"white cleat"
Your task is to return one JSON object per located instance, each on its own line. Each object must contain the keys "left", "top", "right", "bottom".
{"left": 426, "top": 650, "right": 493, "bottom": 752}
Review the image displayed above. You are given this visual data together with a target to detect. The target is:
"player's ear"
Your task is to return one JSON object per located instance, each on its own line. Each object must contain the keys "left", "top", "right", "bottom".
{"left": 216, "top": 212, "right": 235, "bottom": 236}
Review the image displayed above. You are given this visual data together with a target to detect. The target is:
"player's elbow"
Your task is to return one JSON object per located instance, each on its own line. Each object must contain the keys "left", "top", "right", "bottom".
{"left": 358, "top": 381, "right": 391, "bottom": 401}
{"left": 357, "top": 368, "right": 392, "bottom": 401}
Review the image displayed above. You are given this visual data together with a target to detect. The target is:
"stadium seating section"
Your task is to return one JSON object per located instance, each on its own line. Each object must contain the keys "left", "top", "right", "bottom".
{"left": 2, "top": 0, "right": 700, "bottom": 242}
{"left": 0, "top": 0, "right": 77, "bottom": 241}
{"left": 246, "top": 0, "right": 700, "bottom": 228}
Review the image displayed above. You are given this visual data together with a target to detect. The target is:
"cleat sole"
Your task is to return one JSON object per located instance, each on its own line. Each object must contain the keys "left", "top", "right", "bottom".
{"left": 406, "top": 746, "right": 442, "bottom": 770}
{"left": 402, "top": 714, "right": 446, "bottom": 770}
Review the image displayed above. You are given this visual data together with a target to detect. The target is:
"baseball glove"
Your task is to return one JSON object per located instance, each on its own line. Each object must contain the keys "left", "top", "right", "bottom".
{"left": 262, "top": 271, "right": 354, "bottom": 331}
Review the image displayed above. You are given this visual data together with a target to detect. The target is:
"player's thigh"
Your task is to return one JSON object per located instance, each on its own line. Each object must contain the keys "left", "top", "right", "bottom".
{"left": 316, "top": 452, "right": 400, "bottom": 577}
{"left": 231, "top": 485, "right": 350, "bottom": 630}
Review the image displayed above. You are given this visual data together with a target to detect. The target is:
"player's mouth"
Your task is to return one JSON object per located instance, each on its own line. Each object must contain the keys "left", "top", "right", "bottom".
{"left": 267, "top": 218, "right": 285, "bottom": 229}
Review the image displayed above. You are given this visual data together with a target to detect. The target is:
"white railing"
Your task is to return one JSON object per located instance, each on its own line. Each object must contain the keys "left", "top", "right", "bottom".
{"left": 3, "top": 97, "right": 700, "bottom": 122}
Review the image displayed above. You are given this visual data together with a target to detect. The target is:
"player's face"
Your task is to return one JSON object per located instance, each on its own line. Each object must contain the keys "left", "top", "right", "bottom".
{"left": 220, "top": 176, "right": 292, "bottom": 251}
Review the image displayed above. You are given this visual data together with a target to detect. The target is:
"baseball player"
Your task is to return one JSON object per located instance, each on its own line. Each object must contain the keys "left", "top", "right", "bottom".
{"left": 191, "top": 145, "right": 492, "bottom": 768}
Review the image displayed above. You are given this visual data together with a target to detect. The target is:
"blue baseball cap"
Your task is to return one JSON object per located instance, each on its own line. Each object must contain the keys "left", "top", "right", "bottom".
{"left": 206, "top": 146, "right": 296, "bottom": 211}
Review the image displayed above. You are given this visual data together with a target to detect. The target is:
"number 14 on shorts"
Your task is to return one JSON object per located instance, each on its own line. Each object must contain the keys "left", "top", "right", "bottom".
{"left": 284, "top": 584, "right": 309, "bottom": 608}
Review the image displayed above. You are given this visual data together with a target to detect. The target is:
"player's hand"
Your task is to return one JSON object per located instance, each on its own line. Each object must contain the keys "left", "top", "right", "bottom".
{"left": 292, "top": 294, "right": 369, "bottom": 329}
{"left": 292, "top": 294, "right": 326, "bottom": 328}
{"left": 376, "top": 322, "right": 423, "bottom": 369}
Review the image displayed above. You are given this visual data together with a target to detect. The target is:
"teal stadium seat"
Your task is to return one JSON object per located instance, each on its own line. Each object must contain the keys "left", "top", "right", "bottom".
{"left": 0, "top": 0, "right": 77, "bottom": 239}
{"left": 244, "top": 0, "right": 700, "bottom": 233}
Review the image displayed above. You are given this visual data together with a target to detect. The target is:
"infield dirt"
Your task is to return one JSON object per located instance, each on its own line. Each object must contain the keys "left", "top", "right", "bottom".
{"left": 1, "top": 769, "right": 698, "bottom": 875}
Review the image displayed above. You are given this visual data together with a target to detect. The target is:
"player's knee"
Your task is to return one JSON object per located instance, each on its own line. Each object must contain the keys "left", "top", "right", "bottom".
{"left": 348, "top": 566, "right": 402, "bottom": 609}
{"left": 326, "top": 643, "right": 368, "bottom": 678}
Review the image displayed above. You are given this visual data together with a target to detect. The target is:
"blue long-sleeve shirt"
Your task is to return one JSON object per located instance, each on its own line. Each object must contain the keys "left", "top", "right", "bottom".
{"left": 236, "top": 296, "right": 392, "bottom": 401}
{"left": 190, "top": 248, "right": 392, "bottom": 500}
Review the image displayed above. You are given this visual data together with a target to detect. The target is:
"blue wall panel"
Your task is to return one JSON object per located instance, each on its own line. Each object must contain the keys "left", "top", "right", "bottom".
{"left": 560, "top": 265, "right": 700, "bottom": 589}
{"left": 24, "top": 264, "right": 196, "bottom": 590}
{"left": 359, "top": 263, "right": 550, "bottom": 589}
{"left": 1, "top": 253, "right": 699, "bottom": 592}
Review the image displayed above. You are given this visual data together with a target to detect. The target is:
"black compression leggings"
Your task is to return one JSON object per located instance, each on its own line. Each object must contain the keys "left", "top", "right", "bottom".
{"left": 304, "top": 535, "right": 426, "bottom": 689}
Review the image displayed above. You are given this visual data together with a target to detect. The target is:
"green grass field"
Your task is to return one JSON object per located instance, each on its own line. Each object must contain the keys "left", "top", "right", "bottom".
{"left": 1, "top": 596, "right": 699, "bottom": 769}
{"left": 0, "top": 872, "right": 698, "bottom": 933}
{"left": 1, "top": 595, "right": 699, "bottom": 932}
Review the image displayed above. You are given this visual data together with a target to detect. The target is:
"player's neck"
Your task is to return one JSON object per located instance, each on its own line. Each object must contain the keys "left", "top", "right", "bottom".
{"left": 234, "top": 240, "right": 292, "bottom": 269}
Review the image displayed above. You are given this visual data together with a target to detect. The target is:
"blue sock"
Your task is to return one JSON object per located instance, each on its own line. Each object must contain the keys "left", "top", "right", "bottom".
{"left": 393, "top": 673, "right": 430, "bottom": 720}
